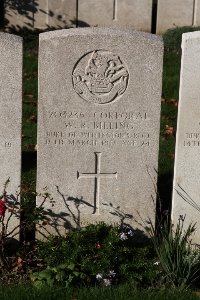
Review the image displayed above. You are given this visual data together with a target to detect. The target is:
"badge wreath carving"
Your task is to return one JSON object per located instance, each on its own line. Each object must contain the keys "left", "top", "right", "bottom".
{"left": 72, "top": 50, "right": 129, "bottom": 105}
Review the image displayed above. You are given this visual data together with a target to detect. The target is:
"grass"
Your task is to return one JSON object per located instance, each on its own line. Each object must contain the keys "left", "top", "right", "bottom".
{"left": 0, "top": 285, "right": 199, "bottom": 300}
{"left": 21, "top": 32, "right": 38, "bottom": 191}
{"left": 162, "top": 51, "right": 181, "bottom": 100}
{"left": 22, "top": 32, "right": 38, "bottom": 151}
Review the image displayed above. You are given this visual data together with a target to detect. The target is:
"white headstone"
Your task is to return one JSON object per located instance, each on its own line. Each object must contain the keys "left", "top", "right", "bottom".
{"left": 47, "top": 0, "right": 76, "bottom": 28}
{"left": 156, "top": 0, "right": 194, "bottom": 34}
{"left": 0, "top": 33, "right": 22, "bottom": 238}
{"left": 78, "top": 0, "right": 153, "bottom": 32}
{"left": 172, "top": 31, "right": 200, "bottom": 245}
{"left": 5, "top": 1, "right": 36, "bottom": 29}
{"left": 5, "top": 0, "right": 76, "bottom": 30}
{"left": 34, "top": 0, "right": 49, "bottom": 30}
{"left": 37, "top": 28, "right": 163, "bottom": 238}
{"left": 193, "top": 0, "right": 200, "bottom": 26}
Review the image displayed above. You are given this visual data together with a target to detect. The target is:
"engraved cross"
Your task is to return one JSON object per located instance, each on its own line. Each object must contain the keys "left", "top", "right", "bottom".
{"left": 77, "top": 152, "right": 118, "bottom": 215}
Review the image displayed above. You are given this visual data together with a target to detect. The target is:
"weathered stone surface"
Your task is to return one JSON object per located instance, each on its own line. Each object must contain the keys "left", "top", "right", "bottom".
{"left": 5, "top": 0, "right": 76, "bottom": 30}
{"left": 5, "top": 0, "right": 152, "bottom": 31}
{"left": 156, "top": 0, "right": 194, "bottom": 34}
{"left": 194, "top": 0, "right": 200, "bottom": 26}
{"left": 47, "top": 0, "right": 76, "bottom": 28}
{"left": 172, "top": 31, "right": 200, "bottom": 245}
{"left": 0, "top": 33, "right": 22, "bottom": 237}
{"left": 4, "top": 0, "right": 37, "bottom": 29}
{"left": 37, "top": 28, "right": 163, "bottom": 238}
{"left": 78, "top": 0, "right": 153, "bottom": 32}
{"left": 78, "top": 0, "right": 113, "bottom": 27}
{"left": 34, "top": 0, "right": 49, "bottom": 29}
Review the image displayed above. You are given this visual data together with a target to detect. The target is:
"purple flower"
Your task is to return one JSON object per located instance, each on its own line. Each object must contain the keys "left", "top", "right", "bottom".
{"left": 120, "top": 232, "right": 128, "bottom": 241}
{"left": 109, "top": 270, "right": 116, "bottom": 277}
{"left": 96, "top": 273, "right": 103, "bottom": 280}
{"left": 127, "top": 230, "right": 134, "bottom": 237}
{"left": 103, "top": 278, "right": 111, "bottom": 286}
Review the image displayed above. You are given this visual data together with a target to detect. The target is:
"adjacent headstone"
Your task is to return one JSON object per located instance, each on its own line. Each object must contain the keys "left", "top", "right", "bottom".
{"left": 156, "top": 0, "right": 194, "bottom": 34}
{"left": 47, "top": 0, "right": 76, "bottom": 28}
{"left": 193, "top": 0, "right": 200, "bottom": 26}
{"left": 172, "top": 31, "right": 200, "bottom": 245}
{"left": 186, "top": 0, "right": 200, "bottom": 27}
{"left": 37, "top": 28, "right": 163, "bottom": 237}
{"left": 4, "top": 0, "right": 37, "bottom": 29}
{"left": 33, "top": 0, "right": 49, "bottom": 30}
{"left": 5, "top": 0, "right": 152, "bottom": 31}
{"left": 0, "top": 33, "right": 22, "bottom": 237}
{"left": 78, "top": 0, "right": 153, "bottom": 32}
{"left": 5, "top": 0, "right": 76, "bottom": 30}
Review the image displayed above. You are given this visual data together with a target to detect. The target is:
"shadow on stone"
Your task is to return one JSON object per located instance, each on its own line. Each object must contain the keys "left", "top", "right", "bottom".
{"left": 3, "top": 0, "right": 89, "bottom": 31}
{"left": 37, "top": 186, "right": 150, "bottom": 246}
{"left": 4, "top": 0, "right": 38, "bottom": 28}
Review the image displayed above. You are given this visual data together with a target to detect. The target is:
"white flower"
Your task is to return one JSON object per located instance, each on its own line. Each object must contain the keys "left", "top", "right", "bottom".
{"left": 154, "top": 261, "right": 160, "bottom": 265}
{"left": 127, "top": 230, "right": 134, "bottom": 236}
{"left": 109, "top": 270, "right": 116, "bottom": 277}
{"left": 96, "top": 273, "right": 103, "bottom": 279}
{"left": 120, "top": 232, "right": 128, "bottom": 241}
{"left": 103, "top": 278, "right": 111, "bottom": 286}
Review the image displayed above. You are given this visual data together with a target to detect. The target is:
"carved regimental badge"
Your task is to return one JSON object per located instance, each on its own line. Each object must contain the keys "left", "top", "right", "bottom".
{"left": 72, "top": 50, "right": 129, "bottom": 105}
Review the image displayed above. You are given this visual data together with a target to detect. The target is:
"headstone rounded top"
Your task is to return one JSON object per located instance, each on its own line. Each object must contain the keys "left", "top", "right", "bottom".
{"left": 182, "top": 31, "right": 200, "bottom": 42}
{"left": 39, "top": 28, "right": 163, "bottom": 45}
{"left": 181, "top": 31, "right": 200, "bottom": 50}
{"left": 37, "top": 23, "right": 163, "bottom": 237}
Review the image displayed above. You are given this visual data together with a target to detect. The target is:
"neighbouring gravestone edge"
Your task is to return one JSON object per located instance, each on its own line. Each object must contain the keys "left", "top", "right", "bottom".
{"left": 39, "top": 27, "right": 163, "bottom": 46}
{"left": 0, "top": 32, "right": 22, "bottom": 43}
{"left": 0, "top": 31, "right": 22, "bottom": 239}
{"left": 182, "top": 30, "right": 200, "bottom": 45}
{"left": 156, "top": 0, "right": 194, "bottom": 34}
{"left": 172, "top": 29, "right": 200, "bottom": 245}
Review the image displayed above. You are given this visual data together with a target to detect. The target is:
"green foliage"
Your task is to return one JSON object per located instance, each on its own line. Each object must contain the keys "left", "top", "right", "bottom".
{"left": 162, "top": 51, "right": 181, "bottom": 100}
{"left": 163, "top": 26, "right": 200, "bottom": 52}
{"left": 159, "top": 100, "right": 178, "bottom": 176}
{"left": 162, "top": 26, "right": 200, "bottom": 101}
{"left": 148, "top": 217, "right": 200, "bottom": 289}
{"left": 21, "top": 191, "right": 55, "bottom": 231}
{"left": 22, "top": 49, "right": 38, "bottom": 152}
{"left": 0, "top": 284, "right": 199, "bottom": 300}
{"left": 31, "top": 262, "right": 89, "bottom": 288}
{"left": 20, "top": 30, "right": 38, "bottom": 192}
{"left": 35, "top": 223, "right": 159, "bottom": 288}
